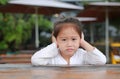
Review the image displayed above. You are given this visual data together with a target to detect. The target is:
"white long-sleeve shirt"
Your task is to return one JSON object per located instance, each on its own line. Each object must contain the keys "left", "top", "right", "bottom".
{"left": 31, "top": 43, "right": 106, "bottom": 66}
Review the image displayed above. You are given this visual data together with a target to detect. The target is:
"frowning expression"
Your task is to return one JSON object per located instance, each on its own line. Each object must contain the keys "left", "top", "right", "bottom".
{"left": 56, "top": 23, "right": 81, "bottom": 57}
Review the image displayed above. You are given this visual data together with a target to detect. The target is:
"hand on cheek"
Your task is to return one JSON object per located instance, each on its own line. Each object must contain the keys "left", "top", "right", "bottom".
{"left": 80, "top": 32, "right": 85, "bottom": 47}
{"left": 52, "top": 35, "right": 58, "bottom": 48}
{"left": 80, "top": 32, "right": 95, "bottom": 51}
{"left": 52, "top": 35, "right": 57, "bottom": 43}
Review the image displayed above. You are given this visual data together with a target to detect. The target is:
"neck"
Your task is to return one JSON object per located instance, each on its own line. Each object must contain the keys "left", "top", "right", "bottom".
{"left": 60, "top": 53, "right": 71, "bottom": 65}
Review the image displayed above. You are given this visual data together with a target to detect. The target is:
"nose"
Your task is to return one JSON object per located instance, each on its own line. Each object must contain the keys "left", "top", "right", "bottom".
{"left": 67, "top": 40, "right": 73, "bottom": 47}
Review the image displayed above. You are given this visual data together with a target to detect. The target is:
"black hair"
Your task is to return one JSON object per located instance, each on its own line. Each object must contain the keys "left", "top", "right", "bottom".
{"left": 53, "top": 16, "right": 83, "bottom": 38}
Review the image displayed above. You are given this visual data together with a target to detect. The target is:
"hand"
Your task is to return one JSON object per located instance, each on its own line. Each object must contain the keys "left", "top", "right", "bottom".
{"left": 51, "top": 32, "right": 58, "bottom": 48}
{"left": 80, "top": 32, "right": 85, "bottom": 46}
{"left": 52, "top": 35, "right": 57, "bottom": 43}
{"left": 51, "top": 32, "right": 57, "bottom": 44}
{"left": 80, "top": 32, "right": 95, "bottom": 51}
{"left": 81, "top": 32, "right": 84, "bottom": 41}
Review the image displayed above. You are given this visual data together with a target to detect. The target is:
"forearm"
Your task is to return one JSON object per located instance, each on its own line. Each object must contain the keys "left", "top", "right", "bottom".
{"left": 84, "top": 48, "right": 107, "bottom": 65}
{"left": 31, "top": 43, "right": 58, "bottom": 65}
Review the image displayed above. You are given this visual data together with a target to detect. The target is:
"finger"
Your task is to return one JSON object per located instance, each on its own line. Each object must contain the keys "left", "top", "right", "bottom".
{"left": 81, "top": 32, "right": 84, "bottom": 40}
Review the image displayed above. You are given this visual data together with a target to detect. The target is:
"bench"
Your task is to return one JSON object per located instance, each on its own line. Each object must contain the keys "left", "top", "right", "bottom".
{"left": 0, "top": 54, "right": 33, "bottom": 64}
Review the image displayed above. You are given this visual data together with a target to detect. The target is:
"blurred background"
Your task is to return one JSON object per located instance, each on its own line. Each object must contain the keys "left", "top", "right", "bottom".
{"left": 0, "top": 0, "right": 120, "bottom": 64}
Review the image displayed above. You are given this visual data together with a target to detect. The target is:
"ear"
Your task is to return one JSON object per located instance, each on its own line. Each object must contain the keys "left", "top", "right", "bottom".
{"left": 79, "top": 32, "right": 84, "bottom": 48}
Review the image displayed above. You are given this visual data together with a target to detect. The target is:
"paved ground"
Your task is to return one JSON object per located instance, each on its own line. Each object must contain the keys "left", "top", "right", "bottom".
{"left": 0, "top": 64, "right": 120, "bottom": 79}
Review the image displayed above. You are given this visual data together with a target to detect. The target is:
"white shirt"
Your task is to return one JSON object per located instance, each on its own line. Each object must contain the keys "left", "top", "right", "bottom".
{"left": 31, "top": 43, "right": 106, "bottom": 66}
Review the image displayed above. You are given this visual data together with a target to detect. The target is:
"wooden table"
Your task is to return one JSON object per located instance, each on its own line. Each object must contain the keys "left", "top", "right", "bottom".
{"left": 0, "top": 64, "right": 120, "bottom": 79}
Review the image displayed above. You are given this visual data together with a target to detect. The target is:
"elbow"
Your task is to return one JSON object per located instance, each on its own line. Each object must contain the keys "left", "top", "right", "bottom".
{"left": 101, "top": 55, "right": 107, "bottom": 64}
{"left": 31, "top": 56, "right": 39, "bottom": 66}
{"left": 98, "top": 60, "right": 106, "bottom": 65}
{"left": 31, "top": 56, "right": 48, "bottom": 66}
{"left": 102, "top": 58, "right": 107, "bottom": 64}
{"left": 96, "top": 56, "right": 107, "bottom": 65}
{"left": 89, "top": 56, "right": 107, "bottom": 65}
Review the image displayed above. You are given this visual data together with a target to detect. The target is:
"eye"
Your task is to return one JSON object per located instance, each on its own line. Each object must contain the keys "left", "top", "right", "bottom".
{"left": 72, "top": 38, "right": 77, "bottom": 41}
{"left": 61, "top": 39, "right": 66, "bottom": 41}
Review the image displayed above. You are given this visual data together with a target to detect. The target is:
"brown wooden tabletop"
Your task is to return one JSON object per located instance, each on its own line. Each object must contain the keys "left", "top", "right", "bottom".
{"left": 0, "top": 64, "right": 120, "bottom": 79}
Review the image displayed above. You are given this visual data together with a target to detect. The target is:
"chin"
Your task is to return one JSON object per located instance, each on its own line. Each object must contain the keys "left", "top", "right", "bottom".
{"left": 66, "top": 52, "right": 74, "bottom": 56}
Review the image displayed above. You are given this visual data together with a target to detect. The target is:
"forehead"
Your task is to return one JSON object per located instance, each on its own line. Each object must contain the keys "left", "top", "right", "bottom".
{"left": 58, "top": 23, "right": 79, "bottom": 36}
{"left": 59, "top": 23, "right": 77, "bottom": 30}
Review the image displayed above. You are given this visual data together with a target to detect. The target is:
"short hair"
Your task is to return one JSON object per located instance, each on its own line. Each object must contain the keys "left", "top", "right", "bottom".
{"left": 53, "top": 16, "right": 82, "bottom": 38}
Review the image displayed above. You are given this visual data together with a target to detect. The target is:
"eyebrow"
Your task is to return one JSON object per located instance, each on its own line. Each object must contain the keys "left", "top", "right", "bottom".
{"left": 59, "top": 36, "right": 79, "bottom": 38}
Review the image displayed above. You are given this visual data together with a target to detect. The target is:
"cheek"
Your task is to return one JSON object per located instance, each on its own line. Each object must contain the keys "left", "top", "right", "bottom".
{"left": 57, "top": 41, "right": 63, "bottom": 47}
{"left": 56, "top": 41, "right": 66, "bottom": 49}
{"left": 76, "top": 39, "right": 81, "bottom": 47}
{"left": 76, "top": 42, "right": 80, "bottom": 48}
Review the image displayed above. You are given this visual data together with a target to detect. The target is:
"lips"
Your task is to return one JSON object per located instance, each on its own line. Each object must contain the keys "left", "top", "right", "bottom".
{"left": 66, "top": 48, "right": 74, "bottom": 52}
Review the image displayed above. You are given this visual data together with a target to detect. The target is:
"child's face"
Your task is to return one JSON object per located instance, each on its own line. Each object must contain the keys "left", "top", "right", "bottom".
{"left": 56, "top": 23, "right": 81, "bottom": 57}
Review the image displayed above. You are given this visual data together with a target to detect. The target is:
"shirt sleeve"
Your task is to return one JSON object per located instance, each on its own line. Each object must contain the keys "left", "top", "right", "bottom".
{"left": 84, "top": 48, "right": 107, "bottom": 65}
{"left": 31, "top": 43, "right": 58, "bottom": 66}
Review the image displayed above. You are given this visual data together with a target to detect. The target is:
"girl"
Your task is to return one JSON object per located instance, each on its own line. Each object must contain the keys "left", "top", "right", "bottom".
{"left": 31, "top": 17, "right": 106, "bottom": 66}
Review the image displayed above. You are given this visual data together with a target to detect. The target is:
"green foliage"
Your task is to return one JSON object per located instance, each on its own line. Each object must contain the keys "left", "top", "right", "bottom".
{"left": 0, "top": 0, "right": 8, "bottom": 5}
{"left": 0, "top": 41, "right": 8, "bottom": 50}
{"left": 30, "top": 15, "right": 52, "bottom": 30}
{"left": 0, "top": 13, "right": 52, "bottom": 52}
{"left": 0, "top": 13, "right": 32, "bottom": 51}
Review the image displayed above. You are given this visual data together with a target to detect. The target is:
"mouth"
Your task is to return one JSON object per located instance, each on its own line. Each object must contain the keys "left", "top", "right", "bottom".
{"left": 66, "top": 49, "right": 74, "bottom": 52}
